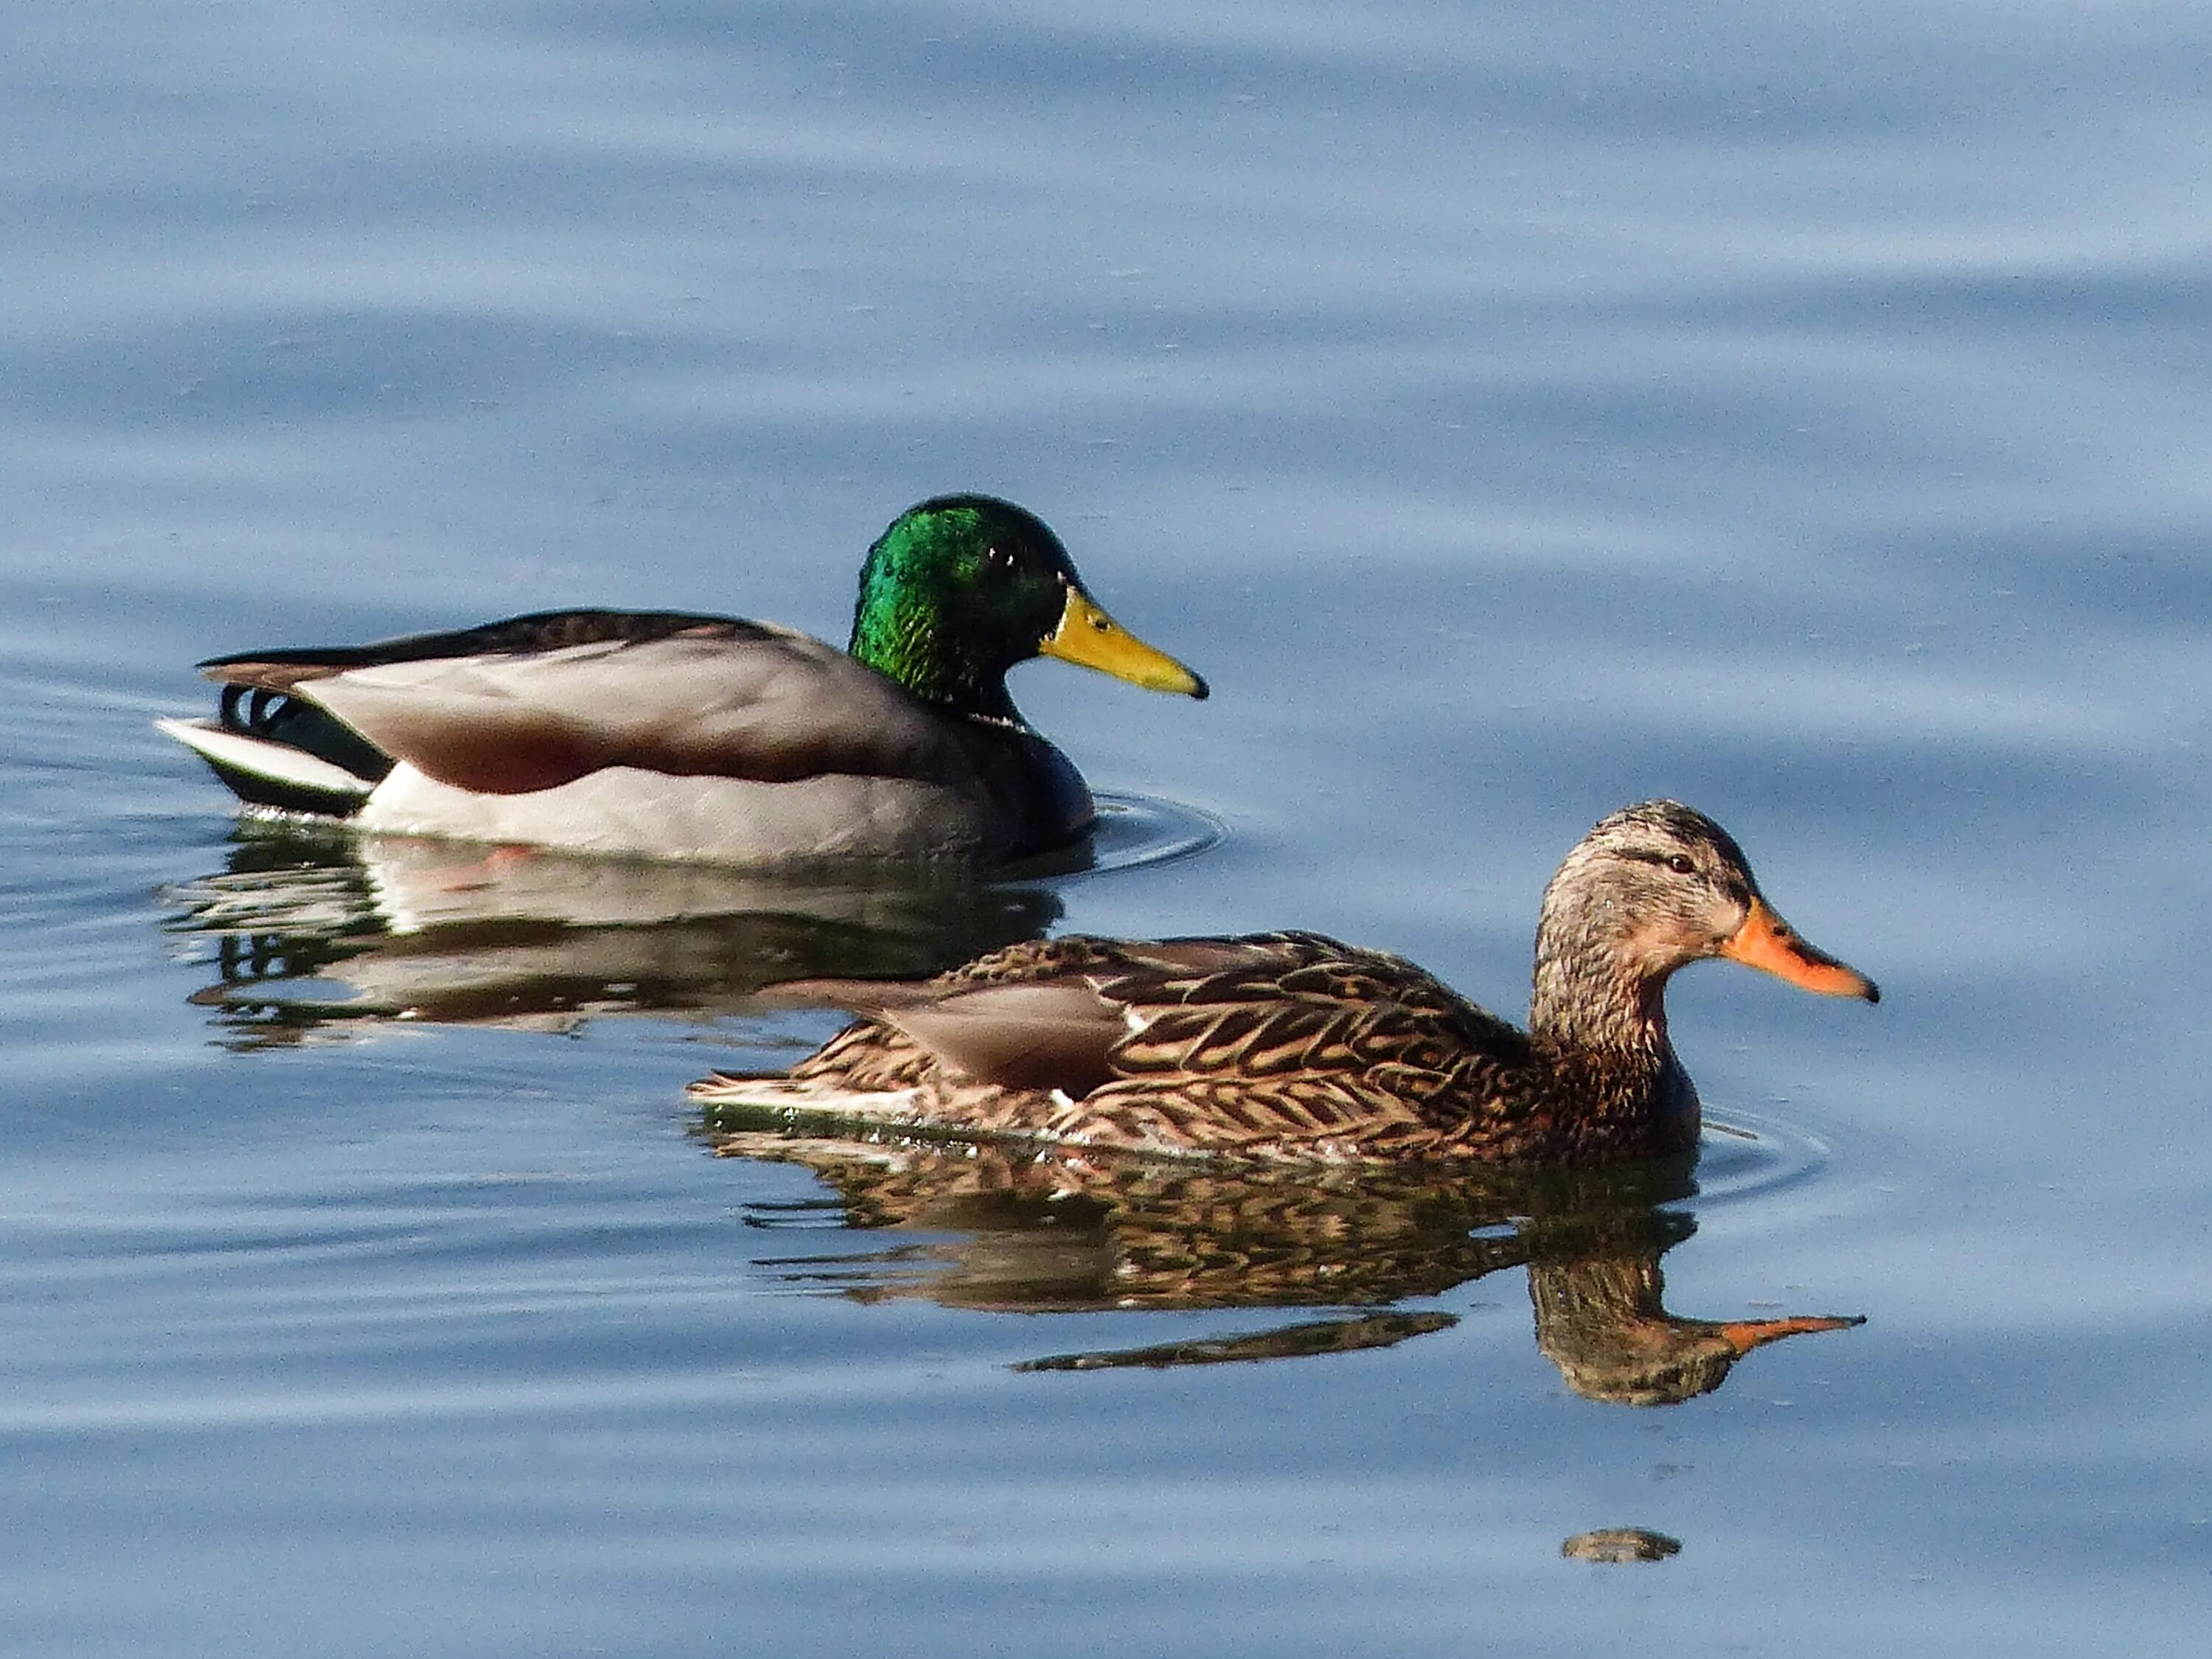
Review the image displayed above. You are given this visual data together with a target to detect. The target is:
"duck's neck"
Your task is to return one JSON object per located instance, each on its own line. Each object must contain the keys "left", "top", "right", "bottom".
{"left": 1530, "top": 916, "right": 1669, "bottom": 1061}
{"left": 1527, "top": 914, "right": 1693, "bottom": 1143}
{"left": 848, "top": 598, "right": 1020, "bottom": 723}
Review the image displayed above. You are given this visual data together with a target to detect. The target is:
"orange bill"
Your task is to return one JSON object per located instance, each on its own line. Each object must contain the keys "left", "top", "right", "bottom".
{"left": 1718, "top": 1313, "right": 1867, "bottom": 1357}
{"left": 1040, "top": 587, "right": 1209, "bottom": 699}
{"left": 1719, "top": 897, "right": 1879, "bottom": 1003}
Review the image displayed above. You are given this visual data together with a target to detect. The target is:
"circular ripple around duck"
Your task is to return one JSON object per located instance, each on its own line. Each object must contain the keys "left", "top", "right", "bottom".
{"left": 1691, "top": 1107, "right": 1836, "bottom": 1214}
{"left": 1074, "top": 791, "right": 1226, "bottom": 877}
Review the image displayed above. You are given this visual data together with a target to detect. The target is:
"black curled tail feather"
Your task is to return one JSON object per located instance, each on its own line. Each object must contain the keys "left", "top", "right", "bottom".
{"left": 217, "top": 685, "right": 396, "bottom": 790}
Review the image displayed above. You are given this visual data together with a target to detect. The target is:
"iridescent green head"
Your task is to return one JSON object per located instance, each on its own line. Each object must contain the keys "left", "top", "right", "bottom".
{"left": 848, "top": 494, "right": 1208, "bottom": 720}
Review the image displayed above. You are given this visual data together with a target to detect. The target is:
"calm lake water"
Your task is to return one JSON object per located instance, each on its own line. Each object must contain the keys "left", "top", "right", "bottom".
{"left": 5, "top": 1, "right": 2210, "bottom": 1653}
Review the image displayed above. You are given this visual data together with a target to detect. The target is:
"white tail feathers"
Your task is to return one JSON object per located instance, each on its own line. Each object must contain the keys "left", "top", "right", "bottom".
{"left": 156, "top": 717, "right": 375, "bottom": 804}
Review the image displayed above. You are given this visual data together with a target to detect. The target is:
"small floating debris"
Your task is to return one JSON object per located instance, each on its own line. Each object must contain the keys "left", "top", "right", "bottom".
{"left": 1561, "top": 1527, "right": 1682, "bottom": 1564}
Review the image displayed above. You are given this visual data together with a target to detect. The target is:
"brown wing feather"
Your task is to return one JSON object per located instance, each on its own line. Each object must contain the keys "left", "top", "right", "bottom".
{"left": 877, "top": 982, "right": 1126, "bottom": 1093}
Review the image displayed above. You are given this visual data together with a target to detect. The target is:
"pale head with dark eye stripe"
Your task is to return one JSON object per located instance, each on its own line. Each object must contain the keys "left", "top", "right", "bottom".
{"left": 1531, "top": 800, "right": 1877, "bottom": 1061}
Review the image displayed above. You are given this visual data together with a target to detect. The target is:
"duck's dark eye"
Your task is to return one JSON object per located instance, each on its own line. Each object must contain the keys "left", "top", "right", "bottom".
{"left": 1664, "top": 853, "right": 1696, "bottom": 876}
{"left": 984, "top": 545, "right": 1012, "bottom": 571}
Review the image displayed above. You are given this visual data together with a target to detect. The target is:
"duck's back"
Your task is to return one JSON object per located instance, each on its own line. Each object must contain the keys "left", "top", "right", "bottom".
{"left": 169, "top": 609, "right": 1098, "bottom": 863}
{"left": 743, "top": 931, "right": 1545, "bottom": 1160}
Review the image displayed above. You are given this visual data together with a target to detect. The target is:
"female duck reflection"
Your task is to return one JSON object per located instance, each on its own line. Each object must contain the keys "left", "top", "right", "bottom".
{"left": 704, "top": 1139, "right": 1859, "bottom": 1405}
{"left": 695, "top": 799, "right": 1877, "bottom": 1397}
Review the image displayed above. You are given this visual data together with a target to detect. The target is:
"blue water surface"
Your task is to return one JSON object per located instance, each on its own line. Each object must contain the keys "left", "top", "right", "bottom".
{"left": 4, "top": 2, "right": 2210, "bottom": 1654}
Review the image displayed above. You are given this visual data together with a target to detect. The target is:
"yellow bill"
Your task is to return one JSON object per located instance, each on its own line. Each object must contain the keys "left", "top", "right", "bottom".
{"left": 1040, "top": 587, "right": 1208, "bottom": 699}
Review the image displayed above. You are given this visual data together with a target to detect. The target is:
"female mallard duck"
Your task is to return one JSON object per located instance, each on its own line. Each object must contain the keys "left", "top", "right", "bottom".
{"left": 692, "top": 801, "right": 1878, "bottom": 1163}
{"left": 157, "top": 495, "right": 1207, "bottom": 866}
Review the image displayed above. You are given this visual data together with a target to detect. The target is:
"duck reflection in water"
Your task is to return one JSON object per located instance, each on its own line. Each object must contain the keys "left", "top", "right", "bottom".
{"left": 161, "top": 816, "right": 1076, "bottom": 1045}
{"left": 703, "top": 1131, "right": 1860, "bottom": 1405}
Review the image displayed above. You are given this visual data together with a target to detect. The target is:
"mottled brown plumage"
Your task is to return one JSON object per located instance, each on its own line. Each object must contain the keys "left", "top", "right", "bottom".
{"left": 691, "top": 801, "right": 1877, "bottom": 1164}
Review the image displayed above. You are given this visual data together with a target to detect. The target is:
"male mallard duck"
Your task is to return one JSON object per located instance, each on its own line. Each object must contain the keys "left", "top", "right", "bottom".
{"left": 691, "top": 801, "right": 1877, "bottom": 1163}
{"left": 157, "top": 495, "right": 1207, "bottom": 865}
